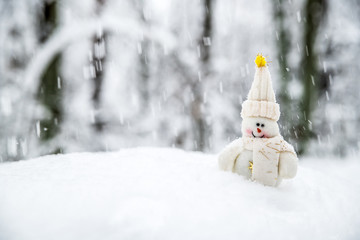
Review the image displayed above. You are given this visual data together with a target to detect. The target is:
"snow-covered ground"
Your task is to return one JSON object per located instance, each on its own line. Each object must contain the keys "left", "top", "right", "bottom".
{"left": 0, "top": 148, "right": 359, "bottom": 240}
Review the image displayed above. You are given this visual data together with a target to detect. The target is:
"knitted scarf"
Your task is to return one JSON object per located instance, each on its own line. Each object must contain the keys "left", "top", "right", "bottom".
{"left": 242, "top": 135, "right": 296, "bottom": 186}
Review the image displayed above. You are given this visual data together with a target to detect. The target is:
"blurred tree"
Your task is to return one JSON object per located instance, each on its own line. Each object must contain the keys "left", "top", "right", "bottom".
{"left": 36, "top": 0, "right": 63, "bottom": 154}
{"left": 297, "top": 0, "right": 328, "bottom": 154}
{"left": 91, "top": 0, "right": 107, "bottom": 133}
{"left": 0, "top": 0, "right": 38, "bottom": 161}
{"left": 134, "top": 0, "right": 151, "bottom": 110}
{"left": 272, "top": 0, "right": 292, "bottom": 138}
{"left": 191, "top": 0, "right": 213, "bottom": 151}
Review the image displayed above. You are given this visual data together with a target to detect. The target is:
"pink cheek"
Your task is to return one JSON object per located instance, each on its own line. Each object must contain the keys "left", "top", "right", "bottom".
{"left": 245, "top": 128, "right": 253, "bottom": 136}
{"left": 262, "top": 132, "right": 269, "bottom": 138}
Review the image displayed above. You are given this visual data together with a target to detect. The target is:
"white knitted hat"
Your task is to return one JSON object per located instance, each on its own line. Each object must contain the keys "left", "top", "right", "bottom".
{"left": 241, "top": 55, "right": 280, "bottom": 121}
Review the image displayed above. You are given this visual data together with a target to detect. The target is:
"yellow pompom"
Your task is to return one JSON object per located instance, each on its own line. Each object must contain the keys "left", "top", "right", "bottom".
{"left": 255, "top": 54, "right": 267, "bottom": 67}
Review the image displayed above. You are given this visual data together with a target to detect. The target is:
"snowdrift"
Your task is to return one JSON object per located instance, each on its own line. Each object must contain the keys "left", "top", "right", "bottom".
{"left": 0, "top": 148, "right": 359, "bottom": 240}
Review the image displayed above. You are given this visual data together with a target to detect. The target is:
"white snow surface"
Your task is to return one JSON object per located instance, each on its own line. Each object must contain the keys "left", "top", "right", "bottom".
{"left": 0, "top": 148, "right": 359, "bottom": 240}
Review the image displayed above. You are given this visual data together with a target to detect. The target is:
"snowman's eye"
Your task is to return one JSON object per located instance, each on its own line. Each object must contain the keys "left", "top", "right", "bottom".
{"left": 256, "top": 123, "right": 260, "bottom": 127}
{"left": 261, "top": 124, "right": 265, "bottom": 127}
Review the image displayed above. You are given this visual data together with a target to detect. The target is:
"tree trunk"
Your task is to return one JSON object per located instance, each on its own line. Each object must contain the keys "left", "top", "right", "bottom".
{"left": 272, "top": 0, "right": 292, "bottom": 138}
{"left": 297, "top": 0, "right": 327, "bottom": 154}
{"left": 91, "top": 0, "right": 107, "bottom": 132}
{"left": 0, "top": 1, "right": 35, "bottom": 161}
{"left": 192, "top": 0, "right": 213, "bottom": 151}
{"left": 37, "top": 0, "right": 63, "bottom": 154}
{"left": 135, "top": 0, "right": 151, "bottom": 109}
{"left": 91, "top": 33, "right": 107, "bottom": 132}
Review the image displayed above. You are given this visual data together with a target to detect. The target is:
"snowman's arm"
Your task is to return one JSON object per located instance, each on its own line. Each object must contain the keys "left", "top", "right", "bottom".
{"left": 218, "top": 138, "right": 243, "bottom": 172}
{"left": 278, "top": 151, "right": 298, "bottom": 179}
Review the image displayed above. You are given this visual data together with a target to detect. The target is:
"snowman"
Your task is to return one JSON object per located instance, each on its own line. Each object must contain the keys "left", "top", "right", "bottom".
{"left": 218, "top": 55, "right": 298, "bottom": 187}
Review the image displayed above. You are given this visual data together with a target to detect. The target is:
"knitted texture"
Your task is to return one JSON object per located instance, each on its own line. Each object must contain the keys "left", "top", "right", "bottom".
{"left": 242, "top": 135, "right": 296, "bottom": 186}
{"left": 241, "top": 100, "right": 280, "bottom": 121}
{"left": 241, "top": 60, "right": 280, "bottom": 121}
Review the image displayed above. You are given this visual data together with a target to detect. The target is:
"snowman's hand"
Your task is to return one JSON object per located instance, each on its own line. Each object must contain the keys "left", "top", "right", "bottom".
{"left": 218, "top": 138, "right": 243, "bottom": 172}
{"left": 278, "top": 152, "right": 298, "bottom": 179}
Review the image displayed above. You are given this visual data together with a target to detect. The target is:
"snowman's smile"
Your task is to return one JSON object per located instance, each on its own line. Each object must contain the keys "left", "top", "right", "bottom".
{"left": 252, "top": 131, "right": 265, "bottom": 138}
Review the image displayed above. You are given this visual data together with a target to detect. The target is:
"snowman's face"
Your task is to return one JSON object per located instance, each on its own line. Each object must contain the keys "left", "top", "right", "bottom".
{"left": 241, "top": 117, "right": 279, "bottom": 138}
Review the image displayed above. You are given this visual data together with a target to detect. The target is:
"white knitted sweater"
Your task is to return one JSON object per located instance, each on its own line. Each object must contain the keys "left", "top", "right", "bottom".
{"left": 242, "top": 135, "right": 296, "bottom": 186}
{"left": 218, "top": 135, "right": 296, "bottom": 186}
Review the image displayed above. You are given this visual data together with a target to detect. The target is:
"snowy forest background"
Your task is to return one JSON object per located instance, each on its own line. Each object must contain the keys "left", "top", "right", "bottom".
{"left": 0, "top": 0, "right": 359, "bottom": 162}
